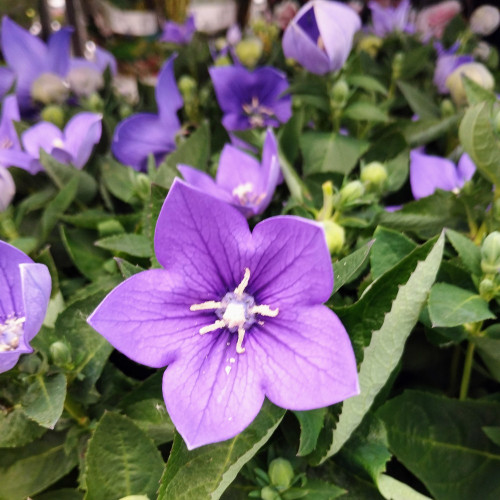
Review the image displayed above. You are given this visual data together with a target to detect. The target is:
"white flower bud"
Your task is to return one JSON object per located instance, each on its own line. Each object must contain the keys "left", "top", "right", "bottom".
{"left": 445, "top": 62, "right": 494, "bottom": 106}
{"left": 31, "top": 72, "right": 69, "bottom": 104}
{"left": 470, "top": 5, "right": 500, "bottom": 36}
{"left": 67, "top": 66, "right": 104, "bottom": 97}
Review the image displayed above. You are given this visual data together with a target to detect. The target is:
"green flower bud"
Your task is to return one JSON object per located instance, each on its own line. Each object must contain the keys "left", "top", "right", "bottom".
{"left": 440, "top": 98, "right": 455, "bottom": 118}
{"left": 481, "top": 231, "right": 500, "bottom": 274}
{"left": 85, "top": 92, "right": 105, "bottom": 113}
{"left": 357, "top": 35, "right": 383, "bottom": 58}
{"left": 330, "top": 80, "right": 349, "bottom": 107}
{"left": 49, "top": 341, "right": 72, "bottom": 367}
{"left": 178, "top": 75, "right": 197, "bottom": 100}
{"left": 235, "top": 38, "right": 263, "bottom": 69}
{"left": 40, "top": 105, "right": 65, "bottom": 128}
{"left": 134, "top": 173, "right": 151, "bottom": 201}
{"left": 446, "top": 62, "right": 494, "bottom": 106}
{"left": 214, "top": 55, "right": 232, "bottom": 67}
{"left": 31, "top": 72, "right": 69, "bottom": 105}
{"left": 479, "top": 277, "right": 496, "bottom": 301}
{"left": 119, "top": 103, "right": 133, "bottom": 119}
{"left": 392, "top": 53, "right": 405, "bottom": 80}
{"left": 268, "top": 458, "right": 294, "bottom": 490}
{"left": 361, "top": 162, "right": 388, "bottom": 191}
{"left": 339, "top": 180, "right": 365, "bottom": 206}
{"left": 322, "top": 220, "right": 345, "bottom": 254}
{"left": 261, "top": 486, "right": 280, "bottom": 500}
{"left": 17, "top": 353, "right": 43, "bottom": 374}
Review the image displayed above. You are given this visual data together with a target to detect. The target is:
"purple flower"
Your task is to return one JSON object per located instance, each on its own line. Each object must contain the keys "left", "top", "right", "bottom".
{"left": 88, "top": 180, "right": 359, "bottom": 449}
{"left": 368, "top": 0, "right": 414, "bottom": 37}
{"left": 1, "top": 17, "right": 73, "bottom": 112}
{"left": 210, "top": 65, "right": 292, "bottom": 131}
{"left": 0, "top": 95, "right": 24, "bottom": 168}
{"left": 282, "top": 0, "right": 361, "bottom": 75}
{"left": 160, "top": 15, "right": 196, "bottom": 45}
{"left": 0, "top": 112, "right": 102, "bottom": 174}
{"left": 0, "top": 240, "right": 51, "bottom": 373}
{"left": 178, "top": 129, "right": 281, "bottom": 218}
{"left": 433, "top": 42, "right": 473, "bottom": 94}
{"left": 410, "top": 150, "right": 476, "bottom": 199}
{"left": 112, "top": 55, "right": 182, "bottom": 171}
{"left": 0, "top": 67, "right": 15, "bottom": 101}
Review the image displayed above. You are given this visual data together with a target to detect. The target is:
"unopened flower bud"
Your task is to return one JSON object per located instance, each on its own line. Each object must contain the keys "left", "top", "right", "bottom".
{"left": 331, "top": 80, "right": 349, "bottom": 107}
{"left": 40, "top": 105, "right": 65, "bottom": 128}
{"left": 440, "top": 98, "right": 455, "bottom": 117}
{"left": 357, "top": 34, "right": 383, "bottom": 58}
{"left": 0, "top": 168, "right": 15, "bottom": 211}
{"left": 479, "top": 277, "right": 496, "bottom": 301}
{"left": 235, "top": 38, "right": 263, "bottom": 68}
{"left": 339, "top": 180, "right": 365, "bottom": 206}
{"left": 446, "top": 62, "right": 494, "bottom": 106}
{"left": 134, "top": 173, "right": 151, "bottom": 201}
{"left": 261, "top": 486, "right": 280, "bottom": 500}
{"left": 470, "top": 5, "right": 500, "bottom": 36}
{"left": 31, "top": 72, "right": 69, "bottom": 104}
{"left": 361, "top": 162, "right": 387, "bottom": 190}
{"left": 322, "top": 220, "right": 345, "bottom": 254}
{"left": 67, "top": 66, "right": 104, "bottom": 97}
{"left": 178, "top": 75, "right": 197, "bottom": 100}
{"left": 481, "top": 231, "right": 500, "bottom": 274}
{"left": 392, "top": 53, "right": 405, "bottom": 80}
{"left": 214, "top": 54, "right": 232, "bottom": 67}
{"left": 268, "top": 458, "right": 294, "bottom": 490}
{"left": 17, "top": 353, "right": 43, "bottom": 374}
{"left": 49, "top": 341, "right": 72, "bottom": 367}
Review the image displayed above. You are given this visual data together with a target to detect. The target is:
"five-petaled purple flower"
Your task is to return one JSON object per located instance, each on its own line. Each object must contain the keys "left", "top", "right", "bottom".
{"left": 0, "top": 112, "right": 102, "bottom": 174}
{"left": 0, "top": 95, "right": 22, "bottom": 168}
{"left": 210, "top": 65, "right": 292, "bottom": 131}
{"left": 282, "top": 0, "right": 361, "bottom": 75}
{"left": 410, "top": 149, "right": 476, "bottom": 199}
{"left": 112, "top": 55, "right": 182, "bottom": 171}
{"left": 160, "top": 15, "right": 196, "bottom": 45}
{"left": 88, "top": 180, "right": 359, "bottom": 449}
{"left": 178, "top": 129, "right": 281, "bottom": 218}
{"left": 433, "top": 42, "right": 473, "bottom": 94}
{"left": 368, "top": 0, "right": 414, "bottom": 37}
{"left": 0, "top": 240, "right": 51, "bottom": 373}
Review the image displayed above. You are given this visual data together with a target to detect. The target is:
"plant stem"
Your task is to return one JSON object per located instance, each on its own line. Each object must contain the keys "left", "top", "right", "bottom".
{"left": 64, "top": 396, "right": 89, "bottom": 427}
{"left": 459, "top": 341, "right": 475, "bottom": 401}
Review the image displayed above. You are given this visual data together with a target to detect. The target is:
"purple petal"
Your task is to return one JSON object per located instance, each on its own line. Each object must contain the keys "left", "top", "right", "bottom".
{"left": 112, "top": 113, "right": 175, "bottom": 171}
{"left": 0, "top": 148, "right": 37, "bottom": 172}
{"left": 154, "top": 179, "right": 253, "bottom": 295}
{"left": 46, "top": 27, "right": 73, "bottom": 77}
{"left": 22, "top": 121, "right": 62, "bottom": 159}
{"left": 155, "top": 55, "right": 182, "bottom": 128}
{"left": 209, "top": 65, "right": 251, "bottom": 115}
{"left": 457, "top": 153, "right": 476, "bottom": 184}
{"left": 256, "top": 130, "right": 281, "bottom": 212}
{"left": 177, "top": 165, "right": 232, "bottom": 202}
{"left": 216, "top": 144, "right": 263, "bottom": 193}
{"left": 94, "top": 46, "right": 117, "bottom": 75}
{"left": 0, "top": 67, "right": 15, "bottom": 100}
{"left": 63, "top": 112, "right": 102, "bottom": 168}
{"left": 249, "top": 305, "right": 359, "bottom": 409}
{"left": 0, "top": 351, "right": 22, "bottom": 373}
{"left": 250, "top": 216, "right": 332, "bottom": 306}
{"left": 160, "top": 15, "right": 196, "bottom": 45}
{"left": 0, "top": 168, "right": 15, "bottom": 210}
{"left": 409, "top": 150, "right": 460, "bottom": 199}
{"left": 0, "top": 95, "right": 21, "bottom": 151}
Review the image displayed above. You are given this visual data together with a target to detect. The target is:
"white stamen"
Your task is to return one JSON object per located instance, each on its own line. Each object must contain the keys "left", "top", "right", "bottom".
{"left": 236, "top": 326, "right": 246, "bottom": 354}
{"left": 52, "top": 137, "right": 65, "bottom": 149}
{"left": 199, "top": 319, "right": 226, "bottom": 335}
{"left": 234, "top": 267, "right": 251, "bottom": 297}
{"left": 0, "top": 316, "right": 25, "bottom": 352}
{"left": 190, "top": 300, "right": 223, "bottom": 311}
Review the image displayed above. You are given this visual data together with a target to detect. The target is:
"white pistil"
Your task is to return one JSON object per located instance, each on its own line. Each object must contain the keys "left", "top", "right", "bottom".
{"left": 0, "top": 316, "right": 25, "bottom": 352}
{"left": 52, "top": 138, "right": 65, "bottom": 149}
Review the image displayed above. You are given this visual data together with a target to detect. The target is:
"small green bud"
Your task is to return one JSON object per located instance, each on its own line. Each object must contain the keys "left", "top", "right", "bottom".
{"left": 214, "top": 55, "right": 232, "bottom": 67}
{"left": 479, "top": 278, "right": 496, "bottom": 301}
{"left": 330, "top": 80, "right": 349, "bottom": 107}
{"left": 392, "top": 53, "right": 405, "bottom": 80}
{"left": 481, "top": 231, "right": 500, "bottom": 274}
{"left": 178, "top": 75, "right": 197, "bottom": 99}
{"left": 17, "top": 353, "right": 43, "bottom": 374}
{"left": 40, "top": 105, "right": 65, "bottom": 128}
{"left": 361, "top": 162, "right": 387, "bottom": 191}
{"left": 357, "top": 34, "right": 382, "bottom": 58}
{"left": 31, "top": 72, "right": 69, "bottom": 104}
{"left": 119, "top": 103, "right": 133, "bottom": 119}
{"left": 85, "top": 92, "right": 105, "bottom": 113}
{"left": 440, "top": 99, "right": 455, "bottom": 118}
{"left": 49, "top": 341, "right": 72, "bottom": 367}
{"left": 339, "top": 180, "right": 365, "bottom": 206}
{"left": 261, "top": 486, "right": 280, "bottom": 500}
{"left": 268, "top": 458, "right": 294, "bottom": 490}
{"left": 322, "top": 220, "right": 345, "bottom": 254}
{"left": 134, "top": 173, "right": 151, "bottom": 201}
{"left": 235, "top": 38, "right": 263, "bottom": 68}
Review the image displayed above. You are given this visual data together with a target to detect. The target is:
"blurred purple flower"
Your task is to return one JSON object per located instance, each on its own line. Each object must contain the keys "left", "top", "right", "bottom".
{"left": 368, "top": 0, "right": 414, "bottom": 37}
{"left": 178, "top": 129, "right": 281, "bottom": 218}
{"left": 0, "top": 95, "right": 24, "bottom": 169}
{"left": 0, "top": 67, "right": 15, "bottom": 100}
{"left": 0, "top": 240, "right": 51, "bottom": 373}
{"left": 88, "top": 180, "right": 359, "bottom": 449}
{"left": 210, "top": 65, "right": 291, "bottom": 131}
{"left": 0, "top": 168, "right": 15, "bottom": 211}
{"left": 433, "top": 42, "right": 473, "bottom": 94}
{"left": 282, "top": 0, "right": 361, "bottom": 75}
{"left": 160, "top": 15, "right": 196, "bottom": 44}
{"left": 112, "top": 55, "right": 182, "bottom": 171}
{"left": 410, "top": 149, "right": 475, "bottom": 199}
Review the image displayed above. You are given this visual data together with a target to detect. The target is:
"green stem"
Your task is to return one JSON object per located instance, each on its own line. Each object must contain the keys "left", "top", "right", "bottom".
{"left": 459, "top": 341, "right": 475, "bottom": 401}
{"left": 64, "top": 396, "right": 89, "bottom": 427}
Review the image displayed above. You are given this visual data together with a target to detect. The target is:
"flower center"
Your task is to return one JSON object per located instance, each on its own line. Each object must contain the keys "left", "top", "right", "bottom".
{"left": 0, "top": 316, "right": 25, "bottom": 353}
{"left": 232, "top": 182, "right": 266, "bottom": 207}
{"left": 52, "top": 138, "right": 65, "bottom": 149}
{"left": 0, "top": 136, "right": 13, "bottom": 150}
{"left": 242, "top": 96, "right": 275, "bottom": 128}
{"left": 190, "top": 268, "right": 278, "bottom": 354}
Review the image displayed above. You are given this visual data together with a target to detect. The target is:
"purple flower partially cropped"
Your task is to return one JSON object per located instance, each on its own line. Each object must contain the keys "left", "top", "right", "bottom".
{"left": 368, "top": 0, "right": 414, "bottom": 37}
{"left": 433, "top": 42, "right": 473, "bottom": 94}
{"left": 0, "top": 112, "right": 102, "bottom": 174}
{"left": 410, "top": 150, "right": 475, "bottom": 199}
{"left": 0, "top": 240, "right": 51, "bottom": 373}
{"left": 210, "top": 65, "right": 291, "bottom": 131}
{"left": 0, "top": 95, "right": 23, "bottom": 168}
{"left": 112, "top": 55, "right": 182, "bottom": 171}
{"left": 178, "top": 129, "right": 281, "bottom": 217}
{"left": 0, "top": 67, "right": 15, "bottom": 101}
{"left": 0, "top": 168, "right": 15, "bottom": 211}
{"left": 160, "top": 15, "right": 196, "bottom": 44}
{"left": 88, "top": 180, "right": 359, "bottom": 449}
{"left": 282, "top": 0, "right": 361, "bottom": 75}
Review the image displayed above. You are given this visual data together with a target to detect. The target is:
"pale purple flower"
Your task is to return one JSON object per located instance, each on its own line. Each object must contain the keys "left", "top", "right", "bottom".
{"left": 415, "top": 0, "right": 462, "bottom": 41}
{"left": 282, "top": 0, "right": 361, "bottom": 75}
{"left": 0, "top": 240, "right": 51, "bottom": 373}
{"left": 210, "top": 65, "right": 292, "bottom": 131}
{"left": 112, "top": 55, "right": 182, "bottom": 171}
{"left": 410, "top": 150, "right": 475, "bottom": 199}
{"left": 368, "top": 0, "right": 414, "bottom": 37}
{"left": 88, "top": 180, "right": 359, "bottom": 449}
{"left": 0, "top": 168, "right": 15, "bottom": 211}
{"left": 178, "top": 129, "right": 281, "bottom": 218}
{"left": 0, "top": 67, "right": 14, "bottom": 101}
{"left": 0, "top": 95, "right": 23, "bottom": 168}
{"left": 0, "top": 112, "right": 102, "bottom": 174}
{"left": 433, "top": 42, "right": 473, "bottom": 94}
{"left": 160, "top": 15, "right": 196, "bottom": 44}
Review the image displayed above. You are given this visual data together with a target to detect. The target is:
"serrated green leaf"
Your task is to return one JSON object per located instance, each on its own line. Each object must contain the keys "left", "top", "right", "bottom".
{"left": 463, "top": 76, "right": 498, "bottom": 106}
{"left": 384, "top": 150, "right": 409, "bottom": 193}
{"left": 294, "top": 408, "right": 327, "bottom": 456}
{"left": 402, "top": 114, "right": 460, "bottom": 147}
{"left": 95, "top": 233, "right": 152, "bottom": 258}
{"left": 297, "top": 479, "right": 346, "bottom": 499}
{"left": 347, "top": 75, "right": 388, "bottom": 95}
{"left": 85, "top": 413, "right": 164, "bottom": 500}
{"left": 446, "top": 228, "right": 482, "bottom": 276}
{"left": 0, "top": 407, "right": 46, "bottom": 448}
{"left": 344, "top": 102, "right": 389, "bottom": 122}
{"left": 473, "top": 336, "right": 500, "bottom": 382}
{"left": 377, "top": 475, "right": 432, "bottom": 500}
{"left": 158, "top": 401, "right": 284, "bottom": 500}
{"left": 397, "top": 81, "right": 440, "bottom": 120}
{"left": 482, "top": 427, "right": 500, "bottom": 446}
{"left": 100, "top": 157, "right": 142, "bottom": 204}
{"left": 333, "top": 241, "right": 373, "bottom": 293}
{"left": 115, "top": 258, "right": 146, "bottom": 279}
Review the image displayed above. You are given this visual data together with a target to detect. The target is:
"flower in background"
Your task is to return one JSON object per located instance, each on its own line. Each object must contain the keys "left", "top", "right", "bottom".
{"left": 470, "top": 5, "right": 500, "bottom": 36}
{"left": 433, "top": 42, "right": 473, "bottom": 94}
{"left": 0, "top": 112, "right": 102, "bottom": 174}
{"left": 273, "top": 1, "right": 300, "bottom": 31}
{"left": 446, "top": 62, "right": 495, "bottom": 106}
{"left": 0, "top": 95, "right": 24, "bottom": 168}
{"left": 0, "top": 240, "right": 51, "bottom": 373}
{"left": 112, "top": 55, "right": 182, "bottom": 171}
{"left": 160, "top": 15, "right": 196, "bottom": 44}
{"left": 368, "top": 0, "right": 414, "bottom": 37}
{"left": 210, "top": 65, "right": 291, "bottom": 131}
{"left": 415, "top": 0, "right": 462, "bottom": 41}
{"left": 282, "top": 0, "right": 361, "bottom": 75}
{"left": 0, "top": 67, "right": 14, "bottom": 101}
{"left": 0, "top": 168, "right": 15, "bottom": 211}
{"left": 178, "top": 129, "right": 281, "bottom": 218}
{"left": 88, "top": 180, "right": 359, "bottom": 449}
{"left": 410, "top": 150, "right": 475, "bottom": 200}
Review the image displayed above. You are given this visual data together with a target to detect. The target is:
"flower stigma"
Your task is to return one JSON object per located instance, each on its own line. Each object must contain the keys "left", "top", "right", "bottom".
{"left": 190, "top": 268, "right": 279, "bottom": 354}
{"left": 52, "top": 137, "right": 65, "bottom": 149}
{"left": 0, "top": 316, "right": 25, "bottom": 352}
{"left": 242, "top": 96, "right": 275, "bottom": 127}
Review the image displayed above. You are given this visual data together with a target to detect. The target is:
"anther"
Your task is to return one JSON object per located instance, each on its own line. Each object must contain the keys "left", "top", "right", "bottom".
{"left": 236, "top": 326, "right": 246, "bottom": 354}
{"left": 190, "top": 301, "right": 223, "bottom": 311}
{"left": 199, "top": 320, "right": 226, "bottom": 335}
{"left": 250, "top": 304, "right": 279, "bottom": 317}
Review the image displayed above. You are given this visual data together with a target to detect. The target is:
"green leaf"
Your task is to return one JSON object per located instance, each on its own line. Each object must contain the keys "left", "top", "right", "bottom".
{"left": 344, "top": 102, "right": 389, "bottom": 122}
{"left": 370, "top": 227, "right": 416, "bottom": 279}
{"left": 384, "top": 150, "right": 409, "bottom": 193}
{"left": 378, "top": 391, "right": 500, "bottom": 500}
{"left": 463, "top": 76, "right": 498, "bottom": 106}
{"left": 428, "top": 283, "right": 495, "bottom": 327}
{"left": 483, "top": 427, "right": 500, "bottom": 446}
{"left": 446, "top": 229, "right": 482, "bottom": 276}
{"left": 298, "top": 479, "right": 346, "bottom": 499}
{"left": 377, "top": 475, "right": 432, "bottom": 500}
{"left": 460, "top": 101, "right": 500, "bottom": 186}
{"left": 0, "top": 406, "right": 46, "bottom": 448}
{"left": 115, "top": 258, "right": 146, "bottom": 279}
{"left": 318, "top": 233, "right": 444, "bottom": 462}
{"left": 347, "top": 75, "right": 388, "bottom": 95}
{"left": 35, "top": 488, "right": 84, "bottom": 500}
{"left": 333, "top": 241, "right": 373, "bottom": 293}
{"left": 158, "top": 401, "right": 284, "bottom": 500}
{"left": 22, "top": 373, "right": 67, "bottom": 429}
{"left": 95, "top": 233, "right": 152, "bottom": 258}
{"left": 300, "top": 132, "right": 369, "bottom": 176}
{"left": 402, "top": 114, "right": 460, "bottom": 147}
{"left": 100, "top": 157, "right": 143, "bottom": 204}
{"left": 294, "top": 408, "right": 327, "bottom": 456}
{"left": 473, "top": 336, "right": 500, "bottom": 383}
{"left": 397, "top": 81, "right": 440, "bottom": 120}
{"left": 85, "top": 413, "right": 164, "bottom": 500}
